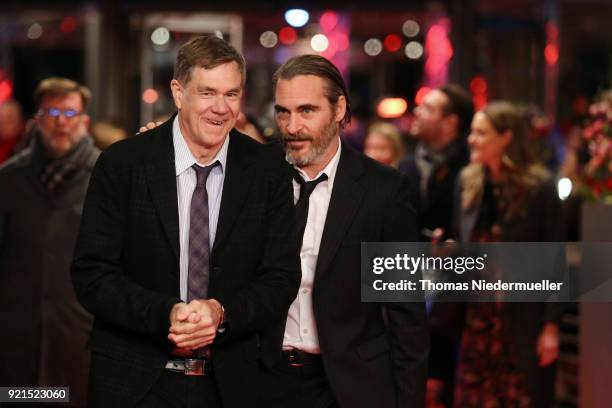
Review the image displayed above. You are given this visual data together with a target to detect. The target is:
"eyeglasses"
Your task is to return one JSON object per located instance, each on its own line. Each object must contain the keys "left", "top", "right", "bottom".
{"left": 37, "top": 108, "right": 83, "bottom": 119}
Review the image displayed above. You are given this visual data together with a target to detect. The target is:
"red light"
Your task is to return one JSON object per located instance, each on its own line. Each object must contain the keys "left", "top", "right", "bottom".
{"left": 336, "top": 33, "right": 349, "bottom": 51}
{"left": 142, "top": 89, "right": 159, "bottom": 104}
{"left": 415, "top": 86, "right": 431, "bottom": 106}
{"left": 384, "top": 34, "right": 402, "bottom": 52}
{"left": 470, "top": 76, "right": 487, "bottom": 94}
{"left": 424, "top": 23, "right": 453, "bottom": 84}
{"left": 320, "top": 11, "right": 338, "bottom": 31}
{"left": 0, "top": 79, "right": 13, "bottom": 102}
{"left": 60, "top": 16, "right": 77, "bottom": 33}
{"left": 321, "top": 37, "right": 338, "bottom": 59}
{"left": 473, "top": 95, "right": 487, "bottom": 111}
{"left": 279, "top": 27, "right": 297, "bottom": 45}
{"left": 545, "top": 44, "right": 559, "bottom": 65}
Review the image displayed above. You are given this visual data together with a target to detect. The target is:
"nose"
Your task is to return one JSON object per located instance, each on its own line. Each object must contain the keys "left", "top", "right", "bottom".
{"left": 55, "top": 114, "right": 68, "bottom": 126}
{"left": 211, "top": 95, "right": 229, "bottom": 114}
{"left": 286, "top": 114, "right": 302, "bottom": 135}
{"left": 467, "top": 132, "right": 476, "bottom": 146}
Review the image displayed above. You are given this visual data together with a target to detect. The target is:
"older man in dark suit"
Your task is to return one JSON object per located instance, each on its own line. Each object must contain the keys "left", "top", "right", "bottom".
{"left": 258, "top": 55, "right": 428, "bottom": 408}
{"left": 72, "top": 35, "right": 300, "bottom": 408}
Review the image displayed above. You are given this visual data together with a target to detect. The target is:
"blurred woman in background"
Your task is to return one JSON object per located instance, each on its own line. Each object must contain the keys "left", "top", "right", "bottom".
{"left": 453, "top": 101, "right": 563, "bottom": 407}
{"left": 363, "top": 121, "right": 404, "bottom": 168}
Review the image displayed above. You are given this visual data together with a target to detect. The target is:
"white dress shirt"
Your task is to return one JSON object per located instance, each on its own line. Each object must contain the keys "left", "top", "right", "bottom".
{"left": 283, "top": 138, "right": 342, "bottom": 353}
{"left": 173, "top": 116, "right": 228, "bottom": 301}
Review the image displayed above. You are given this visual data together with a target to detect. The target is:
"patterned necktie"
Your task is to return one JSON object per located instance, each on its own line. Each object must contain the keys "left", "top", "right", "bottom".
{"left": 188, "top": 162, "right": 218, "bottom": 302}
{"left": 293, "top": 170, "right": 328, "bottom": 244}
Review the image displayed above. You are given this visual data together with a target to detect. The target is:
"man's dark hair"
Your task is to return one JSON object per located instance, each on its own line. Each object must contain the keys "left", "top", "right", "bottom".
{"left": 272, "top": 54, "right": 351, "bottom": 128}
{"left": 174, "top": 34, "right": 246, "bottom": 85}
{"left": 439, "top": 83, "right": 474, "bottom": 138}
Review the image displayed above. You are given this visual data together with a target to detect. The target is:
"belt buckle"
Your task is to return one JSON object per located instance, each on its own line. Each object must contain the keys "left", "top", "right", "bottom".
{"left": 288, "top": 349, "right": 304, "bottom": 367}
{"left": 184, "top": 358, "right": 205, "bottom": 376}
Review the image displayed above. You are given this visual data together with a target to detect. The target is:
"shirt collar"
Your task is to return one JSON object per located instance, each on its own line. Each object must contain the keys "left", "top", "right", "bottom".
{"left": 293, "top": 136, "right": 342, "bottom": 194}
{"left": 173, "top": 115, "right": 229, "bottom": 176}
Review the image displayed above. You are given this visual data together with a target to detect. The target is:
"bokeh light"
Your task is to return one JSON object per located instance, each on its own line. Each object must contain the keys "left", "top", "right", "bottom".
{"left": 285, "top": 9, "right": 310, "bottom": 28}
{"left": 259, "top": 31, "right": 278, "bottom": 48}
{"left": 364, "top": 38, "right": 383, "bottom": 56}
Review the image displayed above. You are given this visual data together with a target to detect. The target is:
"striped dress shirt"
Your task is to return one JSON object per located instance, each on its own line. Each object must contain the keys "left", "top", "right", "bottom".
{"left": 173, "top": 117, "right": 228, "bottom": 302}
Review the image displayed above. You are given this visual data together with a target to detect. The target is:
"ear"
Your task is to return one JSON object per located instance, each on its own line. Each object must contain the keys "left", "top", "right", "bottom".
{"left": 334, "top": 95, "right": 347, "bottom": 123}
{"left": 170, "top": 79, "right": 184, "bottom": 110}
{"left": 82, "top": 114, "right": 91, "bottom": 129}
{"left": 444, "top": 113, "right": 459, "bottom": 134}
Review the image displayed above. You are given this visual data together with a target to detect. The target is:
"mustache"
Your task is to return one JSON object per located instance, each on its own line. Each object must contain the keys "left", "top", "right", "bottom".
{"left": 281, "top": 133, "right": 313, "bottom": 142}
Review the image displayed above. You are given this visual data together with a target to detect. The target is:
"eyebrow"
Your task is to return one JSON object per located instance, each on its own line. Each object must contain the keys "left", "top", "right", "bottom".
{"left": 274, "top": 103, "right": 319, "bottom": 112}
{"left": 274, "top": 104, "right": 288, "bottom": 112}
{"left": 298, "top": 104, "right": 318, "bottom": 111}
{"left": 196, "top": 86, "right": 242, "bottom": 93}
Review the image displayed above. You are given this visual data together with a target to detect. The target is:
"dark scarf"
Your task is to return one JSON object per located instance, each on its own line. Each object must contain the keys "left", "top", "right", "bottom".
{"left": 38, "top": 135, "right": 94, "bottom": 193}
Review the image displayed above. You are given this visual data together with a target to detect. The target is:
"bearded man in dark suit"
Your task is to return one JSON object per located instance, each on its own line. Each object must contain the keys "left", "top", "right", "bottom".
{"left": 258, "top": 54, "right": 428, "bottom": 408}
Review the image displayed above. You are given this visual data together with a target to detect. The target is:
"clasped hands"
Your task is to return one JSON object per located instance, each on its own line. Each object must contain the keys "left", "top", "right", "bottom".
{"left": 168, "top": 299, "right": 224, "bottom": 351}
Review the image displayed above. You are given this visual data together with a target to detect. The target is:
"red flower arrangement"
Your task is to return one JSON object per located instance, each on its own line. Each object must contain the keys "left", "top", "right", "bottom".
{"left": 579, "top": 90, "right": 612, "bottom": 203}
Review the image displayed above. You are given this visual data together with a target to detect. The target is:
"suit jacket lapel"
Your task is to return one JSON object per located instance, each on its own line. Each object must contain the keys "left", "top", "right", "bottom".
{"left": 315, "top": 141, "right": 365, "bottom": 283}
{"left": 212, "top": 130, "right": 251, "bottom": 255}
{"left": 145, "top": 117, "right": 180, "bottom": 263}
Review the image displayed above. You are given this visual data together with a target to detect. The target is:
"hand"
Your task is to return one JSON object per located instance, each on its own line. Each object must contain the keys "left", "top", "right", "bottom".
{"left": 138, "top": 121, "right": 162, "bottom": 133}
{"left": 168, "top": 299, "right": 223, "bottom": 349}
{"left": 537, "top": 322, "right": 560, "bottom": 367}
{"left": 431, "top": 228, "right": 445, "bottom": 243}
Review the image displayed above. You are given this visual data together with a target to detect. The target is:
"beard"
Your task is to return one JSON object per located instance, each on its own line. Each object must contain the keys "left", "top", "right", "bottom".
{"left": 281, "top": 118, "right": 339, "bottom": 167}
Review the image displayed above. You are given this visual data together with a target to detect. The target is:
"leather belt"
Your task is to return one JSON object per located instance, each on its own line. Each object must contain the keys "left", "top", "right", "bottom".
{"left": 282, "top": 349, "right": 322, "bottom": 367}
{"left": 165, "top": 357, "right": 213, "bottom": 376}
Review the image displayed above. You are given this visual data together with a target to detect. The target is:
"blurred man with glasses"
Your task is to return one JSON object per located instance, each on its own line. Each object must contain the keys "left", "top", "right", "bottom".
{"left": 0, "top": 77, "right": 99, "bottom": 407}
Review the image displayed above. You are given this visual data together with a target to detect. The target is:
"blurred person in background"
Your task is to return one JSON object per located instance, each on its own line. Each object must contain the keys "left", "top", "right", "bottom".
{"left": 399, "top": 84, "right": 474, "bottom": 241}
{"left": 90, "top": 119, "right": 128, "bottom": 150}
{"left": 453, "top": 101, "right": 563, "bottom": 407}
{"left": 363, "top": 121, "right": 404, "bottom": 168}
{"left": 0, "top": 99, "right": 26, "bottom": 163}
{"left": 399, "top": 84, "right": 474, "bottom": 408}
{"left": 0, "top": 77, "right": 99, "bottom": 407}
{"left": 235, "top": 111, "right": 266, "bottom": 143}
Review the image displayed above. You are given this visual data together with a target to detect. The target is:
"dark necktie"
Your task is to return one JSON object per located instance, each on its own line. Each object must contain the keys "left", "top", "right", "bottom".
{"left": 293, "top": 170, "right": 328, "bottom": 244}
{"left": 188, "top": 162, "right": 218, "bottom": 302}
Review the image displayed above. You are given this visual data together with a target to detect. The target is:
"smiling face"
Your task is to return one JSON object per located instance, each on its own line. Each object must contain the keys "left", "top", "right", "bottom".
{"left": 35, "top": 92, "right": 89, "bottom": 158}
{"left": 468, "top": 111, "right": 512, "bottom": 167}
{"left": 274, "top": 74, "right": 345, "bottom": 176}
{"left": 171, "top": 62, "right": 242, "bottom": 163}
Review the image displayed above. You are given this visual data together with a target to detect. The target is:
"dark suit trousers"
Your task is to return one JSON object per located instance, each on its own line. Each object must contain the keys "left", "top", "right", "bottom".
{"left": 259, "top": 360, "right": 338, "bottom": 408}
{"left": 135, "top": 370, "right": 221, "bottom": 408}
